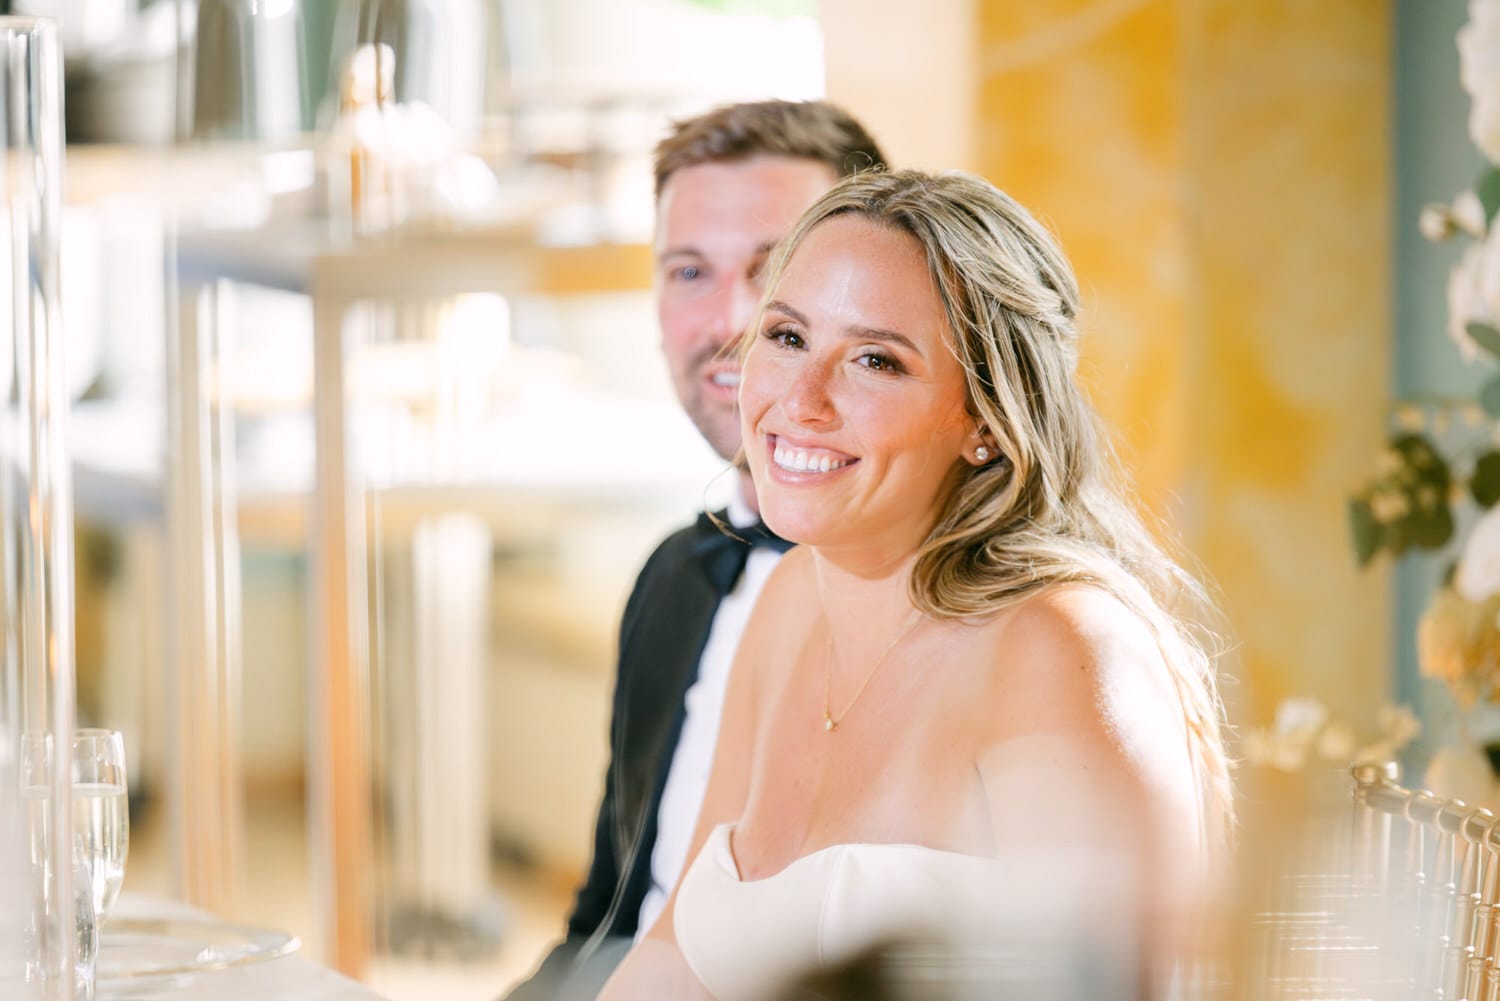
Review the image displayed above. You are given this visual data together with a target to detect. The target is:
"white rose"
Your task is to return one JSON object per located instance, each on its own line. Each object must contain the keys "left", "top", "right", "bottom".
{"left": 1241, "top": 726, "right": 1306, "bottom": 773}
{"left": 1461, "top": 0, "right": 1500, "bottom": 89}
{"left": 1426, "top": 743, "right": 1499, "bottom": 806}
{"left": 1378, "top": 704, "right": 1422, "bottom": 752}
{"left": 1475, "top": 97, "right": 1500, "bottom": 165}
{"left": 1315, "top": 721, "right": 1356, "bottom": 762}
{"left": 1450, "top": 241, "right": 1489, "bottom": 360}
{"left": 1458, "top": 504, "right": 1500, "bottom": 601}
{"left": 1422, "top": 203, "right": 1457, "bottom": 241}
{"left": 1272, "top": 697, "right": 1327, "bottom": 741}
{"left": 1455, "top": 189, "right": 1490, "bottom": 236}
{"left": 1461, "top": 0, "right": 1500, "bottom": 160}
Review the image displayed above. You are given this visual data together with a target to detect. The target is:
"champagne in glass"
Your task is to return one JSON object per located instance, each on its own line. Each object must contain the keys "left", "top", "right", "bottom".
{"left": 71, "top": 730, "right": 129, "bottom": 923}
{"left": 73, "top": 782, "right": 127, "bottom": 917}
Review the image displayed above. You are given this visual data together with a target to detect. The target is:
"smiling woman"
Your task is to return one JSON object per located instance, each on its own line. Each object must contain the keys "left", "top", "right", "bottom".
{"left": 597, "top": 169, "right": 1232, "bottom": 1001}
{"left": 741, "top": 214, "right": 974, "bottom": 556}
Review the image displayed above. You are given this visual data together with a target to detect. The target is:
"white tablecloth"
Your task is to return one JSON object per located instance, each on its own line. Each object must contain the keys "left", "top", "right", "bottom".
{"left": 104, "top": 896, "right": 389, "bottom": 1000}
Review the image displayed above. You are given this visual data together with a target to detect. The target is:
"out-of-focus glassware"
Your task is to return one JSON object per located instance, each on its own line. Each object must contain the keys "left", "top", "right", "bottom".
{"left": 0, "top": 15, "right": 82, "bottom": 1001}
{"left": 159, "top": 0, "right": 319, "bottom": 921}
{"left": 185, "top": 0, "right": 305, "bottom": 143}
{"left": 325, "top": 0, "right": 499, "bottom": 137}
{"left": 69, "top": 730, "right": 128, "bottom": 924}
{"left": 21, "top": 736, "right": 99, "bottom": 1001}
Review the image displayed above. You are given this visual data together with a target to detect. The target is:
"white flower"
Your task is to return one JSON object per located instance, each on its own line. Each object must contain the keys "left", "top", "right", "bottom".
{"left": 1459, "top": 0, "right": 1500, "bottom": 94}
{"left": 1476, "top": 221, "right": 1500, "bottom": 331}
{"left": 1422, "top": 203, "right": 1458, "bottom": 241}
{"left": 1460, "top": 0, "right": 1500, "bottom": 162}
{"left": 1450, "top": 242, "right": 1490, "bottom": 361}
{"left": 1456, "top": 190, "right": 1491, "bottom": 236}
{"left": 1272, "top": 697, "right": 1328, "bottom": 741}
{"left": 1316, "top": 721, "right": 1356, "bottom": 762}
{"left": 1426, "top": 744, "right": 1499, "bottom": 805}
{"left": 1475, "top": 97, "right": 1500, "bottom": 166}
{"left": 1459, "top": 504, "right": 1500, "bottom": 601}
{"left": 1246, "top": 700, "right": 1421, "bottom": 772}
{"left": 1423, "top": 192, "right": 1492, "bottom": 242}
{"left": 1241, "top": 726, "right": 1306, "bottom": 772}
{"left": 1378, "top": 703, "right": 1422, "bottom": 748}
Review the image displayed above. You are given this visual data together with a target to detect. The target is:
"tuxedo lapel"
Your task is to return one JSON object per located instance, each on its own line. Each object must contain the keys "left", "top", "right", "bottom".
{"left": 613, "top": 514, "right": 724, "bottom": 863}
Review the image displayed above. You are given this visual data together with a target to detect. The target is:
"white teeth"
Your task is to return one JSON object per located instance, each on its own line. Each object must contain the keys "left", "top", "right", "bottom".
{"left": 711, "top": 371, "right": 741, "bottom": 387}
{"left": 772, "top": 442, "right": 851, "bottom": 474}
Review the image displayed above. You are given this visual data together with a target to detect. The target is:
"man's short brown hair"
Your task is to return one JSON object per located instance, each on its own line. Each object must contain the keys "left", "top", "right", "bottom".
{"left": 653, "top": 100, "right": 886, "bottom": 197}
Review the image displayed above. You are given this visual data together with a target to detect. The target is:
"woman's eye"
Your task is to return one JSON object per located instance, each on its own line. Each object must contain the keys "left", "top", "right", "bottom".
{"left": 674, "top": 265, "right": 700, "bottom": 281}
{"left": 765, "top": 325, "right": 805, "bottom": 349}
{"left": 857, "top": 351, "right": 906, "bottom": 374}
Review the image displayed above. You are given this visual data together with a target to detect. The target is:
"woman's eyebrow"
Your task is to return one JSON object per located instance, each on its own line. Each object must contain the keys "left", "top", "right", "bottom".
{"left": 764, "top": 300, "right": 922, "bottom": 355}
{"left": 764, "top": 299, "right": 806, "bottom": 323}
{"left": 849, "top": 326, "right": 920, "bottom": 354}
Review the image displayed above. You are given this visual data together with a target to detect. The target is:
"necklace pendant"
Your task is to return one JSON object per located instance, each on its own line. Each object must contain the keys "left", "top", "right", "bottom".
{"left": 824, "top": 713, "right": 836, "bottom": 733}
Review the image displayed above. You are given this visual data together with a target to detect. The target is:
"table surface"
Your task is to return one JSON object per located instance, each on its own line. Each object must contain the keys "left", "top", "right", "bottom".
{"left": 101, "top": 896, "right": 390, "bottom": 1000}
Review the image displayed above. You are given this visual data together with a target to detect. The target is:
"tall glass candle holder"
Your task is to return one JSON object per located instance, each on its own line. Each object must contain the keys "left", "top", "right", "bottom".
{"left": 0, "top": 15, "right": 82, "bottom": 1001}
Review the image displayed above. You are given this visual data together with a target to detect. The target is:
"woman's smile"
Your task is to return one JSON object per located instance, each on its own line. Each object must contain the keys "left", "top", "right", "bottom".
{"left": 768, "top": 434, "right": 859, "bottom": 476}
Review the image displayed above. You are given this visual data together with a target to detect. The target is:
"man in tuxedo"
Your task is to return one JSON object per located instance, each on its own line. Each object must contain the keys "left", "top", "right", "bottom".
{"left": 505, "top": 100, "right": 885, "bottom": 999}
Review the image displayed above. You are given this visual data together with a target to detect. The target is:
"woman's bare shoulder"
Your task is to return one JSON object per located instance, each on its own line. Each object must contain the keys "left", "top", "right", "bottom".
{"left": 967, "top": 587, "right": 1205, "bottom": 915}
{"left": 969, "top": 583, "right": 1181, "bottom": 753}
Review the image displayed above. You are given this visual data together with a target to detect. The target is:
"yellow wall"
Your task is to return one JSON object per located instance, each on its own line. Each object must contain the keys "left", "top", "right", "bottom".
{"left": 972, "top": 0, "right": 1392, "bottom": 727}
{"left": 822, "top": 0, "right": 979, "bottom": 173}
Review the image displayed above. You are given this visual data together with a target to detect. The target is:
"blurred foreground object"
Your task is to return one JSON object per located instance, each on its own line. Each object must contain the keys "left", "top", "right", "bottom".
{"left": 0, "top": 15, "right": 84, "bottom": 999}
{"left": 1247, "top": 762, "right": 1500, "bottom": 1000}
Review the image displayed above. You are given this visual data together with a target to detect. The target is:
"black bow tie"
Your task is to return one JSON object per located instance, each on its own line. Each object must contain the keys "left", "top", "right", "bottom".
{"left": 693, "top": 511, "right": 793, "bottom": 596}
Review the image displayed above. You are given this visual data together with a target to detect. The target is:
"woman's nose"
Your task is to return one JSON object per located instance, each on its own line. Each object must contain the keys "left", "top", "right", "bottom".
{"left": 781, "top": 361, "right": 837, "bottom": 426}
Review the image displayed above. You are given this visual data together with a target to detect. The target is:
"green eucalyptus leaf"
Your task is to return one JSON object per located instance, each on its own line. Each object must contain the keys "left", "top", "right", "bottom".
{"left": 1478, "top": 166, "right": 1500, "bottom": 223}
{"left": 1470, "top": 322, "right": 1500, "bottom": 359}
{"left": 1391, "top": 432, "right": 1452, "bottom": 489}
{"left": 1406, "top": 501, "right": 1455, "bottom": 550}
{"left": 1474, "top": 451, "right": 1500, "bottom": 507}
{"left": 1348, "top": 497, "right": 1382, "bottom": 567}
{"left": 1482, "top": 374, "right": 1500, "bottom": 417}
{"left": 1386, "top": 515, "right": 1410, "bottom": 558}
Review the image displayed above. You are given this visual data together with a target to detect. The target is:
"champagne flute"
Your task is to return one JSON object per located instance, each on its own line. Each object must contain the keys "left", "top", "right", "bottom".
{"left": 71, "top": 730, "right": 129, "bottom": 925}
{"left": 21, "top": 730, "right": 114, "bottom": 999}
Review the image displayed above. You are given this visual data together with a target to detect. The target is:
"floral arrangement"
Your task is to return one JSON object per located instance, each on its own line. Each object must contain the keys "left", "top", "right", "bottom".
{"left": 1242, "top": 699, "right": 1421, "bottom": 773}
{"left": 1350, "top": 1, "right": 1500, "bottom": 706}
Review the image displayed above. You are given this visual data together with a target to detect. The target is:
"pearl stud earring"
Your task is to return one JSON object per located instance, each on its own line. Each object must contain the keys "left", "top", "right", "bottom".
{"left": 975, "top": 446, "right": 991, "bottom": 462}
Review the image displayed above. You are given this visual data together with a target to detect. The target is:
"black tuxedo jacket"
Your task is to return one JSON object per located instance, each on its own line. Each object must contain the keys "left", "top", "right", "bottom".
{"left": 504, "top": 512, "right": 738, "bottom": 1000}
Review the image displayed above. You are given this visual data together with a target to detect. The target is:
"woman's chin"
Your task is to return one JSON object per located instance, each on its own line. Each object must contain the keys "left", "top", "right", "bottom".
{"left": 758, "top": 508, "right": 823, "bottom": 548}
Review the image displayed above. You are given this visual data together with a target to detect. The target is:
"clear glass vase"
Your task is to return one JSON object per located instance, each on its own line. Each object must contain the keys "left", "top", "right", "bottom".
{"left": 0, "top": 15, "right": 83, "bottom": 1001}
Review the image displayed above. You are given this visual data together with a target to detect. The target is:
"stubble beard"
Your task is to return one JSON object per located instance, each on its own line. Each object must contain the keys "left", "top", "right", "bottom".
{"left": 685, "top": 389, "right": 743, "bottom": 465}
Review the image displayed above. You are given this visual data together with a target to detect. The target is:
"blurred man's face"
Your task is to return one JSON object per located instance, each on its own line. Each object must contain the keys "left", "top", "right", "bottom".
{"left": 654, "top": 156, "right": 838, "bottom": 461}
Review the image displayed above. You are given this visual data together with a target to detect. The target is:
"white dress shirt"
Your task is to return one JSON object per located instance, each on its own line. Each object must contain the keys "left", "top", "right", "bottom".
{"left": 634, "top": 492, "right": 783, "bottom": 938}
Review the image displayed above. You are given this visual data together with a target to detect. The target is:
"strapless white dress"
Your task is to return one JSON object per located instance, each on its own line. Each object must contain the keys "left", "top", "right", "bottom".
{"left": 673, "top": 823, "right": 1017, "bottom": 1001}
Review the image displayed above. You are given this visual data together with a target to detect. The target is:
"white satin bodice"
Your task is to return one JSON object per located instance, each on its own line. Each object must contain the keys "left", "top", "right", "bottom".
{"left": 673, "top": 823, "right": 1012, "bottom": 1001}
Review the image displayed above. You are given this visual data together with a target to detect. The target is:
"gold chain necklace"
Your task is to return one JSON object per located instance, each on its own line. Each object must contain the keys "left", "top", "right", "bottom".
{"left": 822, "top": 608, "right": 924, "bottom": 733}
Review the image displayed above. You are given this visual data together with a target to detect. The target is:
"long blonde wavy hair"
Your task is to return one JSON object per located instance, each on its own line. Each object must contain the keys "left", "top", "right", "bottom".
{"left": 750, "top": 169, "right": 1234, "bottom": 844}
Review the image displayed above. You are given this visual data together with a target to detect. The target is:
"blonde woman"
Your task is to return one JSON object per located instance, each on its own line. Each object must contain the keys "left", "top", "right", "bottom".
{"left": 598, "top": 170, "right": 1232, "bottom": 1001}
